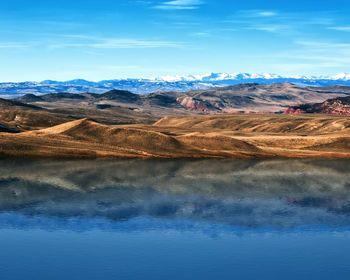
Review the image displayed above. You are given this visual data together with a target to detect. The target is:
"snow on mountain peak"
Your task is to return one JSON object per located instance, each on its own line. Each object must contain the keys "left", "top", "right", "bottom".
{"left": 143, "top": 72, "right": 350, "bottom": 82}
{"left": 2, "top": 72, "right": 350, "bottom": 98}
{"left": 330, "top": 73, "right": 350, "bottom": 80}
{"left": 144, "top": 72, "right": 286, "bottom": 82}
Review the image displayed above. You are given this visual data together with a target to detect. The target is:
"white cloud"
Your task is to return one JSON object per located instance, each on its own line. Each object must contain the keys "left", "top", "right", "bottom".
{"left": 191, "top": 32, "right": 210, "bottom": 37}
{"left": 270, "top": 40, "right": 350, "bottom": 70}
{"left": 328, "top": 26, "right": 350, "bottom": 31}
{"left": 236, "top": 10, "right": 279, "bottom": 18}
{"left": 91, "top": 38, "right": 183, "bottom": 48}
{"left": 257, "top": 11, "right": 277, "bottom": 17}
{"left": 154, "top": 5, "right": 197, "bottom": 10}
{"left": 48, "top": 36, "right": 184, "bottom": 50}
{"left": 229, "top": 10, "right": 338, "bottom": 36}
{"left": 252, "top": 26, "right": 280, "bottom": 32}
{"left": 295, "top": 40, "right": 350, "bottom": 50}
{"left": 154, "top": 0, "right": 203, "bottom": 10}
{"left": 0, "top": 42, "right": 34, "bottom": 49}
{"left": 164, "top": 0, "right": 203, "bottom": 5}
{"left": 245, "top": 24, "right": 288, "bottom": 33}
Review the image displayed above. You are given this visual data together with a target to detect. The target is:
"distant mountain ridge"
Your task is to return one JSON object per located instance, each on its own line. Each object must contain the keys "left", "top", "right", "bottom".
{"left": 2, "top": 72, "right": 350, "bottom": 97}
{"left": 145, "top": 72, "right": 350, "bottom": 82}
{"left": 14, "top": 83, "right": 350, "bottom": 114}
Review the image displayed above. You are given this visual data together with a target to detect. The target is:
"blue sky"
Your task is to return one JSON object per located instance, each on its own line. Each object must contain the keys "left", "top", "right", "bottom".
{"left": 1, "top": 0, "right": 350, "bottom": 81}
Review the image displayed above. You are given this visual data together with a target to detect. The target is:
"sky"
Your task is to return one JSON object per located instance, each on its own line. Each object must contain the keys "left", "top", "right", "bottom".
{"left": 1, "top": 0, "right": 350, "bottom": 82}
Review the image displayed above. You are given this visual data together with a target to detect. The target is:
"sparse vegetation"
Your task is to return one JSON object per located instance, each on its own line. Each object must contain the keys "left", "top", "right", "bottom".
{"left": 1, "top": 114, "right": 350, "bottom": 158}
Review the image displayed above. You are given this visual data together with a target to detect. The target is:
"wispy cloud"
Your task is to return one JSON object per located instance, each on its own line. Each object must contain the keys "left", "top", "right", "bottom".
{"left": 0, "top": 42, "right": 35, "bottom": 49}
{"left": 269, "top": 40, "right": 350, "bottom": 71}
{"left": 48, "top": 35, "right": 185, "bottom": 49}
{"left": 0, "top": 34, "right": 185, "bottom": 51}
{"left": 328, "top": 26, "right": 350, "bottom": 31}
{"left": 91, "top": 38, "right": 183, "bottom": 48}
{"left": 226, "top": 10, "right": 336, "bottom": 35}
{"left": 245, "top": 24, "right": 289, "bottom": 33}
{"left": 257, "top": 11, "right": 278, "bottom": 17}
{"left": 191, "top": 32, "right": 210, "bottom": 37}
{"left": 236, "top": 10, "right": 279, "bottom": 18}
{"left": 154, "top": 0, "right": 203, "bottom": 10}
{"left": 296, "top": 40, "right": 350, "bottom": 50}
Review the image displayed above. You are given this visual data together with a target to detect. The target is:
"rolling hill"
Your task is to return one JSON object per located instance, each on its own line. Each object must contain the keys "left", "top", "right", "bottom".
{"left": 1, "top": 114, "right": 350, "bottom": 159}
{"left": 13, "top": 83, "right": 350, "bottom": 114}
{"left": 2, "top": 82, "right": 350, "bottom": 136}
{"left": 0, "top": 97, "right": 40, "bottom": 109}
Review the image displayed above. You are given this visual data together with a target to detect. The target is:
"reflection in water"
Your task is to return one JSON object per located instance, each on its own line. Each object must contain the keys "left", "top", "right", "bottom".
{"left": 1, "top": 158, "right": 350, "bottom": 231}
{"left": 1, "top": 159, "right": 350, "bottom": 280}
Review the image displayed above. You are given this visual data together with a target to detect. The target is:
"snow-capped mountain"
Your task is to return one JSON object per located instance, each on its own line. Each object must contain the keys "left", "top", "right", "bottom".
{"left": 328, "top": 73, "right": 350, "bottom": 81}
{"left": 1, "top": 72, "right": 350, "bottom": 98}
{"left": 146, "top": 72, "right": 285, "bottom": 82}
{"left": 146, "top": 72, "right": 350, "bottom": 82}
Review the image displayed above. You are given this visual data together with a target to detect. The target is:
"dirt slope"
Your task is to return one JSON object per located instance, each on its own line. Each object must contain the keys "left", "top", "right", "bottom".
{"left": 1, "top": 114, "right": 350, "bottom": 158}
{"left": 154, "top": 114, "right": 350, "bottom": 135}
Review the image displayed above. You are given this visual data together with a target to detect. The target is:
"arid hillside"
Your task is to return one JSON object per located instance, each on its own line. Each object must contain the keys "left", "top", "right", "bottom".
{"left": 13, "top": 83, "right": 350, "bottom": 114}
{"left": 154, "top": 114, "right": 350, "bottom": 135}
{"left": 2, "top": 83, "right": 350, "bottom": 159}
{"left": 285, "top": 96, "right": 350, "bottom": 115}
{"left": 1, "top": 114, "right": 350, "bottom": 158}
{"left": 0, "top": 100, "right": 158, "bottom": 132}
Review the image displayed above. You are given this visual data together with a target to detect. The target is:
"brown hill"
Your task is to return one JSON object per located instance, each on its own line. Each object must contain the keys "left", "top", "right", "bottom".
{"left": 0, "top": 97, "right": 40, "bottom": 109}
{"left": 1, "top": 114, "right": 350, "bottom": 159}
{"left": 13, "top": 83, "right": 350, "bottom": 115}
{"left": 154, "top": 114, "right": 350, "bottom": 135}
{"left": 0, "top": 98, "right": 71, "bottom": 131}
{"left": 35, "top": 119, "right": 183, "bottom": 155}
{"left": 0, "top": 109, "right": 71, "bottom": 131}
{"left": 16, "top": 90, "right": 140, "bottom": 108}
{"left": 170, "top": 83, "right": 350, "bottom": 113}
{"left": 305, "top": 137, "right": 350, "bottom": 152}
{"left": 16, "top": 94, "right": 44, "bottom": 103}
{"left": 1, "top": 95, "right": 158, "bottom": 132}
{"left": 21, "top": 118, "right": 263, "bottom": 158}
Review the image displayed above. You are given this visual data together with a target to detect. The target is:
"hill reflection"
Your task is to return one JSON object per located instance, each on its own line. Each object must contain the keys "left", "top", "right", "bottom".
{"left": 1, "top": 158, "right": 350, "bottom": 230}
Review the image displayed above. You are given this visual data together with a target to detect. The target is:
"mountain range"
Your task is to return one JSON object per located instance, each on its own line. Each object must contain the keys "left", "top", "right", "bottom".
{"left": 2, "top": 81, "right": 350, "bottom": 158}
{"left": 1, "top": 82, "right": 350, "bottom": 135}
{"left": 13, "top": 83, "right": 350, "bottom": 115}
{"left": 2, "top": 72, "right": 350, "bottom": 98}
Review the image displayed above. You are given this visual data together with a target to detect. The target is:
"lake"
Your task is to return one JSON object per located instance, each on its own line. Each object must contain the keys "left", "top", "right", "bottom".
{"left": 0, "top": 158, "right": 350, "bottom": 280}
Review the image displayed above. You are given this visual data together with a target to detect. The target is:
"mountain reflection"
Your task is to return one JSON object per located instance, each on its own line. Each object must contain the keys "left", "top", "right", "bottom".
{"left": 1, "top": 158, "right": 350, "bottom": 230}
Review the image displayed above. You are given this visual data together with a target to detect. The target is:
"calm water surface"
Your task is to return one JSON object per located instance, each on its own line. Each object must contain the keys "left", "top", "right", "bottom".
{"left": 0, "top": 158, "right": 350, "bottom": 280}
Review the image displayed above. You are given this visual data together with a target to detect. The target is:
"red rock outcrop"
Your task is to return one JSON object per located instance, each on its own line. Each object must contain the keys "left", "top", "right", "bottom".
{"left": 284, "top": 96, "right": 350, "bottom": 115}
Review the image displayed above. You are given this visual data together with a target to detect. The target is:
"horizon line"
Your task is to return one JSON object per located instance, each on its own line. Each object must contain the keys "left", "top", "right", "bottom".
{"left": 1, "top": 71, "right": 350, "bottom": 84}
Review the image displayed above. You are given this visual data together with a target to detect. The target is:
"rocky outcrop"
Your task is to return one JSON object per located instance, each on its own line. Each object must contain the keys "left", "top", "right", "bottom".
{"left": 176, "top": 97, "right": 219, "bottom": 112}
{"left": 284, "top": 96, "right": 350, "bottom": 115}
